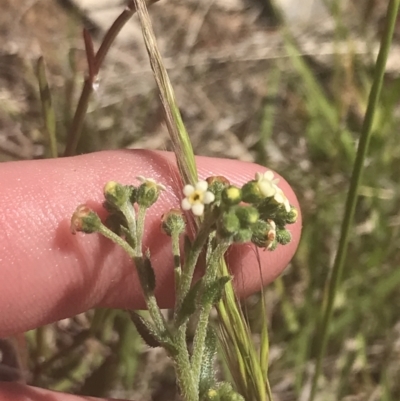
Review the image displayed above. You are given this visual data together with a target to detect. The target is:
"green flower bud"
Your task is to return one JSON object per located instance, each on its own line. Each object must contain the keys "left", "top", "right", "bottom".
{"left": 251, "top": 219, "right": 276, "bottom": 249}
{"left": 128, "top": 185, "right": 138, "bottom": 204}
{"left": 104, "top": 181, "right": 131, "bottom": 208}
{"left": 206, "top": 176, "right": 230, "bottom": 202}
{"left": 161, "top": 208, "right": 186, "bottom": 236}
{"left": 204, "top": 388, "right": 220, "bottom": 401}
{"left": 276, "top": 228, "right": 292, "bottom": 245}
{"left": 70, "top": 205, "right": 101, "bottom": 234}
{"left": 217, "top": 382, "right": 245, "bottom": 401}
{"left": 234, "top": 205, "right": 259, "bottom": 228}
{"left": 241, "top": 180, "right": 264, "bottom": 203}
{"left": 221, "top": 185, "right": 242, "bottom": 206}
{"left": 136, "top": 176, "right": 166, "bottom": 208}
{"left": 285, "top": 206, "right": 298, "bottom": 224}
{"left": 233, "top": 228, "right": 253, "bottom": 243}
{"left": 218, "top": 211, "right": 241, "bottom": 238}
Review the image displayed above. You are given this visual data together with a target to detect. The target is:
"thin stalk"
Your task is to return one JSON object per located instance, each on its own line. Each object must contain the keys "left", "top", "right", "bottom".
{"left": 133, "top": 0, "right": 198, "bottom": 186}
{"left": 191, "top": 244, "right": 230, "bottom": 390}
{"left": 178, "top": 213, "right": 217, "bottom": 307}
{"left": 98, "top": 224, "right": 136, "bottom": 258}
{"left": 64, "top": 1, "right": 160, "bottom": 156}
{"left": 135, "top": 205, "right": 146, "bottom": 257}
{"left": 172, "top": 232, "right": 182, "bottom": 301}
{"left": 308, "top": 1, "right": 400, "bottom": 400}
{"left": 37, "top": 57, "right": 58, "bottom": 158}
{"left": 134, "top": 205, "right": 165, "bottom": 333}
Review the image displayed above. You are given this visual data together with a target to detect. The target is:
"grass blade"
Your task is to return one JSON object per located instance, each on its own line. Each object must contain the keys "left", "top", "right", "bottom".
{"left": 132, "top": 0, "right": 198, "bottom": 186}
{"left": 37, "top": 57, "right": 58, "bottom": 158}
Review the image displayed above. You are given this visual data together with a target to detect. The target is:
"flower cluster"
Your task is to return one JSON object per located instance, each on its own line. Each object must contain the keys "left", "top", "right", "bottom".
{"left": 180, "top": 170, "right": 297, "bottom": 250}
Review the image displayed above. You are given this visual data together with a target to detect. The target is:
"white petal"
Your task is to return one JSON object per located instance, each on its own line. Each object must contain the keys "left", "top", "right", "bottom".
{"left": 274, "top": 191, "right": 284, "bottom": 203}
{"left": 259, "top": 181, "right": 276, "bottom": 197}
{"left": 196, "top": 180, "right": 208, "bottom": 192}
{"left": 192, "top": 203, "right": 205, "bottom": 216}
{"left": 183, "top": 185, "right": 195, "bottom": 196}
{"left": 181, "top": 198, "right": 192, "bottom": 211}
{"left": 284, "top": 199, "right": 291, "bottom": 213}
{"left": 263, "top": 170, "right": 275, "bottom": 181}
{"left": 203, "top": 191, "right": 215, "bottom": 204}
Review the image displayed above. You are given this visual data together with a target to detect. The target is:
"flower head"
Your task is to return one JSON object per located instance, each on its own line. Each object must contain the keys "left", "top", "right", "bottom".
{"left": 255, "top": 170, "right": 280, "bottom": 198}
{"left": 255, "top": 170, "right": 291, "bottom": 212}
{"left": 136, "top": 176, "right": 166, "bottom": 208}
{"left": 136, "top": 176, "right": 166, "bottom": 191}
{"left": 181, "top": 180, "right": 215, "bottom": 216}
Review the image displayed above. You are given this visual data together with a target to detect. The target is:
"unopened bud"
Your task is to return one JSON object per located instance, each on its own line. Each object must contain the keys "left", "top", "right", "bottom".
{"left": 285, "top": 206, "right": 298, "bottom": 224}
{"left": 251, "top": 219, "right": 276, "bottom": 249}
{"left": 206, "top": 176, "right": 230, "bottom": 202}
{"left": 221, "top": 185, "right": 242, "bottom": 206}
{"left": 233, "top": 228, "right": 252, "bottom": 243}
{"left": 235, "top": 205, "right": 259, "bottom": 228}
{"left": 70, "top": 205, "right": 101, "bottom": 234}
{"left": 218, "top": 210, "right": 241, "bottom": 238}
{"left": 241, "top": 180, "right": 265, "bottom": 204}
{"left": 161, "top": 208, "right": 186, "bottom": 236}
{"left": 276, "top": 228, "right": 292, "bottom": 245}
{"left": 136, "top": 176, "right": 165, "bottom": 208}
{"left": 104, "top": 181, "right": 131, "bottom": 208}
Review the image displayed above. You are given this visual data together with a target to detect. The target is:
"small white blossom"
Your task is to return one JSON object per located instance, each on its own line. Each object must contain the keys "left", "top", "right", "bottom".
{"left": 181, "top": 180, "right": 215, "bottom": 216}
{"left": 255, "top": 170, "right": 280, "bottom": 198}
{"left": 136, "top": 176, "right": 166, "bottom": 191}
{"left": 255, "top": 170, "right": 290, "bottom": 212}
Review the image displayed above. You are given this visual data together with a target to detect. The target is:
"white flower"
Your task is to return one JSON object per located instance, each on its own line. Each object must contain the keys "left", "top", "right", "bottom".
{"left": 255, "top": 170, "right": 280, "bottom": 198}
{"left": 136, "top": 176, "right": 166, "bottom": 191}
{"left": 255, "top": 170, "right": 291, "bottom": 212}
{"left": 181, "top": 180, "right": 215, "bottom": 216}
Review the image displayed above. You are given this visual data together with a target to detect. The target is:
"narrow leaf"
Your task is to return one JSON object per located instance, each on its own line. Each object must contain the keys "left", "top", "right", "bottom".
{"left": 36, "top": 57, "right": 58, "bottom": 158}
{"left": 175, "top": 278, "right": 203, "bottom": 327}
{"left": 128, "top": 311, "right": 162, "bottom": 348}
{"left": 201, "top": 277, "right": 232, "bottom": 306}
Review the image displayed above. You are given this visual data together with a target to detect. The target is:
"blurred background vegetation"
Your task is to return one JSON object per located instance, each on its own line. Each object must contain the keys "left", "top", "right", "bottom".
{"left": 1, "top": 0, "right": 400, "bottom": 400}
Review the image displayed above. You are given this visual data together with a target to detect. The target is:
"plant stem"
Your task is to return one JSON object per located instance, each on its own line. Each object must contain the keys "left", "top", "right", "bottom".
{"left": 135, "top": 205, "right": 146, "bottom": 257}
{"left": 174, "top": 350, "right": 198, "bottom": 401}
{"left": 98, "top": 224, "right": 136, "bottom": 258}
{"left": 63, "top": 1, "right": 159, "bottom": 156}
{"left": 172, "top": 232, "right": 182, "bottom": 302}
{"left": 178, "top": 214, "right": 216, "bottom": 308}
{"left": 308, "top": 1, "right": 400, "bottom": 400}
{"left": 191, "top": 244, "right": 229, "bottom": 391}
{"left": 37, "top": 57, "right": 58, "bottom": 158}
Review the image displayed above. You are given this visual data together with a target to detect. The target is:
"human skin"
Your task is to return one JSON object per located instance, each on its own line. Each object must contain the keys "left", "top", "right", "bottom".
{"left": 0, "top": 150, "right": 302, "bottom": 401}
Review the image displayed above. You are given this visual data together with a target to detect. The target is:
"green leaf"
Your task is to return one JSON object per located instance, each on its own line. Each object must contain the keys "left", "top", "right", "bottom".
{"left": 128, "top": 311, "right": 162, "bottom": 348}
{"left": 138, "top": 254, "right": 156, "bottom": 294}
{"left": 201, "top": 276, "right": 232, "bottom": 306}
{"left": 175, "top": 279, "right": 203, "bottom": 327}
